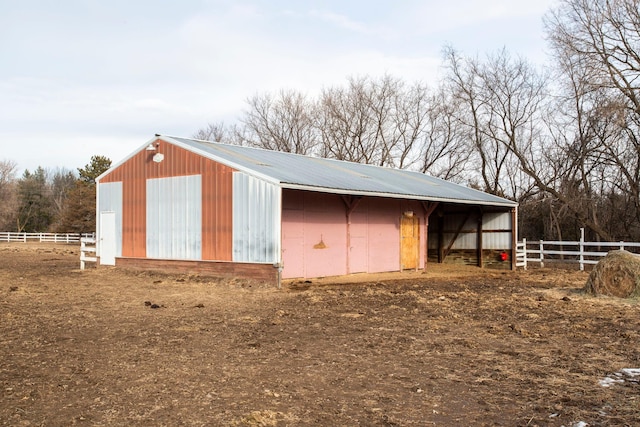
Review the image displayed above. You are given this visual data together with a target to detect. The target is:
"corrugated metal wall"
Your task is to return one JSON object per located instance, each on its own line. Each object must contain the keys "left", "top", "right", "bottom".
{"left": 232, "top": 172, "right": 280, "bottom": 263}
{"left": 98, "top": 139, "right": 234, "bottom": 260}
{"left": 482, "top": 211, "right": 513, "bottom": 250}
{"left": 281, "top": 190, "right": 428, "bottom": 279}
{"left": 146, "top": 175, "right": 202, "bottom": 260}
{"left": 442, "top": 214, "right": 477, "bottom": 250}
{"left": 429, "top": 210, "right": 513, "bottom": 250}
{"left": 97, "top": 182, "right": 123, "bottom": 257}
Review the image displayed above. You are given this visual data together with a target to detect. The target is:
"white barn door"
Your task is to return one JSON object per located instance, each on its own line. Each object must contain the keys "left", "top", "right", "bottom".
{"left": 100, "top": 211, "right": 116, "bottom": 266}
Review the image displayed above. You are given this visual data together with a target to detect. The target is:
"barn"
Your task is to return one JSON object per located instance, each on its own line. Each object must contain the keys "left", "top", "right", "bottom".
{"left": 95, "top": 135, "right": 518, "bottom": 285}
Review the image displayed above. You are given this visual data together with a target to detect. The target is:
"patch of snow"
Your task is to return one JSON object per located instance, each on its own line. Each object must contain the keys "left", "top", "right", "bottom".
{"left": 620, "top": 368, "right": 640, "bottom": 378}
{"left": 599, "top": 376, "right": 624, "bottom": 387}
{"left": 599, "top": 368, "right": 640, "bottom": 387}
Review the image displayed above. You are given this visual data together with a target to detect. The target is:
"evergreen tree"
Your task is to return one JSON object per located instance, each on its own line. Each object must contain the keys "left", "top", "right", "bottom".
{"left": 78, "top": 155, "right": 112, "bottom": 184}
{"left": 16, "top": 167, "right": 52, "bottom": 232}
{"left": 56, "top": 156, "right": 111, "bottom": 233}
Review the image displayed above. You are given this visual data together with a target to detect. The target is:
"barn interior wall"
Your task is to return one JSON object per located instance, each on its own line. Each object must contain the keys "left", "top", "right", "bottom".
{"left": 427, "top": 209, "right": 513, "bottom": 268}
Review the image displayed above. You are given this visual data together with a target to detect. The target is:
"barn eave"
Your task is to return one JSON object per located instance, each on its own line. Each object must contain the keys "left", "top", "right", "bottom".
{"left": 279, "top": 182, "right": 517, "bottom": 208}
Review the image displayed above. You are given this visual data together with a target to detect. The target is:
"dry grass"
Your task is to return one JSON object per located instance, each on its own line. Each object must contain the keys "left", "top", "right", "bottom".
{"left": 1, "top": 243, "right": 639, "bottom": 426}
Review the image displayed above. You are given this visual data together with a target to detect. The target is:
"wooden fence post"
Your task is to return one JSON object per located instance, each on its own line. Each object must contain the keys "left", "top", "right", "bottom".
{"left": 579, "top": 227, "right": 584, "bottom": 271}
{"left": 539, "top": 240, "right": 544, "bottom": 268}
{"left": 80, "top": 239, "right": 86, "bottom": 270}
{"left": 80, "top": 237, "right": 97, "bottom": 270}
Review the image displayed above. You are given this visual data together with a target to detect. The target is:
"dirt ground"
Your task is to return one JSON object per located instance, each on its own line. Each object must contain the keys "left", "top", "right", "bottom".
{"left": 1, "top": 244, "right": 639, "bottom": 426}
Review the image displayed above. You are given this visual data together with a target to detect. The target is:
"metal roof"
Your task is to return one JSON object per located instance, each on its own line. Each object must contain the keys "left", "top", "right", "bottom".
{"left": 164, "top": 136, "right": 516, "bottom": 208}
{"left": 99, "top": 135, "right": 516, "bottom": 208}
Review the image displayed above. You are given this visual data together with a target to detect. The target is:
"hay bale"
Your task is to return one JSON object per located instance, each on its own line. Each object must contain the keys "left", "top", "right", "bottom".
{"left": 585, "top": 250, "right": 640, "bottom": 298}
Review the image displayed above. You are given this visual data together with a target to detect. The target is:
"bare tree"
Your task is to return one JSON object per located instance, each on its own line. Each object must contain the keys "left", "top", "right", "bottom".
{"left": 193, "top": 122, "right": 232, "bottom": 143}
{"left": 443, "top": 47, "right": 533, "bottom": 198}
{"left": 318, "top": 75, "right": 441, "bottom": 170}
{"left": 0, "top": 160, "right": 17, "bottom": 230}
{"left": 417, "top": 89, "right": 472, "bottom": 181}
{"left": 543, "top": 0, "right": 640, "bottom": 239}
{"left": 479, "top": 49, "right": 548, "bottom": 201}
{"left": 240, "top": 90, "right": 318, "bottom": 155}
{"left": 49, "top": 168, "right": 76, "bottom": 220}
{"left": 318, "top": 77, "right": 380, "bottom": 163}
{"left": 184, "top": 0, "right": 640, "bottom": 242}
{"left": 195, "top": 75, "right": 475, "bottom": 181}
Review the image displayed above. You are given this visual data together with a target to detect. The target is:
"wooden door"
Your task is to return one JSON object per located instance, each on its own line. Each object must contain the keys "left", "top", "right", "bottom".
{"left": 400, "top": 214, "right": 419, "bottom": 270}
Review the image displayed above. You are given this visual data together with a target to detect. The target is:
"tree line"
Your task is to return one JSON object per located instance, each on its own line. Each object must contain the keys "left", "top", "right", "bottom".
{"left": 0, "top": 156, "right": 111, "bottom": 233}
{"left": 194, "top": 0, "right": 640, "bottom": 242}
{"left": 2, "top": 0, "right": 636, "bottom": 241}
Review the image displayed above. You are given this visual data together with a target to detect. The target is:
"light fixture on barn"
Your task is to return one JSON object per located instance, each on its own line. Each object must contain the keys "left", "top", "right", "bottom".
{"left": 146, "top": 143, "right": 157, "bottom": 151}
{"left": 403, "top": 210, "right": 414, "bottom": 217}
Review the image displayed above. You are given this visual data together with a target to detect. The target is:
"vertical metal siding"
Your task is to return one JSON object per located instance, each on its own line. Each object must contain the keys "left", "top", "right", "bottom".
{"left": 98, "top": 139, "right": 234, "bottom": 260}
{"left": 146, "top": 175, "right": 202, "bottom": 260}
{"left": 483, "top": 212, "right": 511, "bottom": 230}
{"left": 447, "top": 231, "right": 477, "bottom": 250}
{"left": 442, "top": 214, "right": 477, "bottom": 250}
{"left": 232, "top": 172, "right": 279, "bottom": 263}
{"left": 202, "top": 162, "right": 233, "bottom": 261}
{"left": 97, "top": 182, "right": 123, "bottom": 257}
{"left": 281, "top": 190, "right": 305, "bottom": 278}
{"left": 483, "top": 233, "right": 513, "bottom": 249}
{"left": 429, "top": 211, "right": 513, "bottom": 250}
{"left": 483, "top": 211, "right": 513, "bottom": 249}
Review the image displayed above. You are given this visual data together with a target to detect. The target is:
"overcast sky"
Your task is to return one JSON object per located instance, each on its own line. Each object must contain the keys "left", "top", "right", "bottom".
{"left": 0, "top": 0, "right": 558, "bottom": 174}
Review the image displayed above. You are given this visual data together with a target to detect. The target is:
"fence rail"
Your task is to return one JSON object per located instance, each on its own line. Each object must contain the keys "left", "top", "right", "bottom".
{"left": 80, "top": 237, "right": 97, "bottom": 270}
{"left": 516, "top": 229, "right": 640, "bottom": 271}
{"left": 0, "top": 232, "right": 95, "bottom": 243}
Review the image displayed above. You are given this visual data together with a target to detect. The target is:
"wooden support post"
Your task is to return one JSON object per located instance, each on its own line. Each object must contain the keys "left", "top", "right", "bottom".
{"left": 511, "top": 207, "right": 517, "bottom": 270}
{"left": 579, "top": 227, "right": 585, "bottom": 271}
{"left": 437, "top": 214, "right": 444, "bottom": 263}
{"left": 443, "top": 211, "right": 472, "bottom": 260}
{"left": 477, "top": 209, "right": 483, "bottom": 268}
{"left": 420, "top": 202, "right": 439, "bottom": 268}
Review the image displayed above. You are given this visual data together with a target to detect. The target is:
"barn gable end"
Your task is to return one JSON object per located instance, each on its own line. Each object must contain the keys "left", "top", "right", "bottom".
{"left": 98, "top": 138, "right": 234, "bottom": 261}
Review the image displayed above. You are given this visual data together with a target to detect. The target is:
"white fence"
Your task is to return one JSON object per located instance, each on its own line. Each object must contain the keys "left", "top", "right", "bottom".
{"left": 80, "top": 236, "right": 97, "bottom": 270}
{"left": 0, "top": 232, "right": 94, "bottom": 243}
{"left": 516, "top": 229, "right": 640, "bottom": 271}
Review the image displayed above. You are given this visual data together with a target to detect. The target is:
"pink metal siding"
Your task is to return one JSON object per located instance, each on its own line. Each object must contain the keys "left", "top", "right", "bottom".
{"left": 281, "top": 190, "right": 427, "bottom": 279}
{"left": 348, "top": 208, "right": 368, "bottom": 273}
{"left": 365, "top": 197, "right": 401, "bottom": 273}
{"left": 303, "top": 197, "right": 348, "bottom": 278}
{"left": 281, "top": 208, "right": 305, "bottom": 278}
